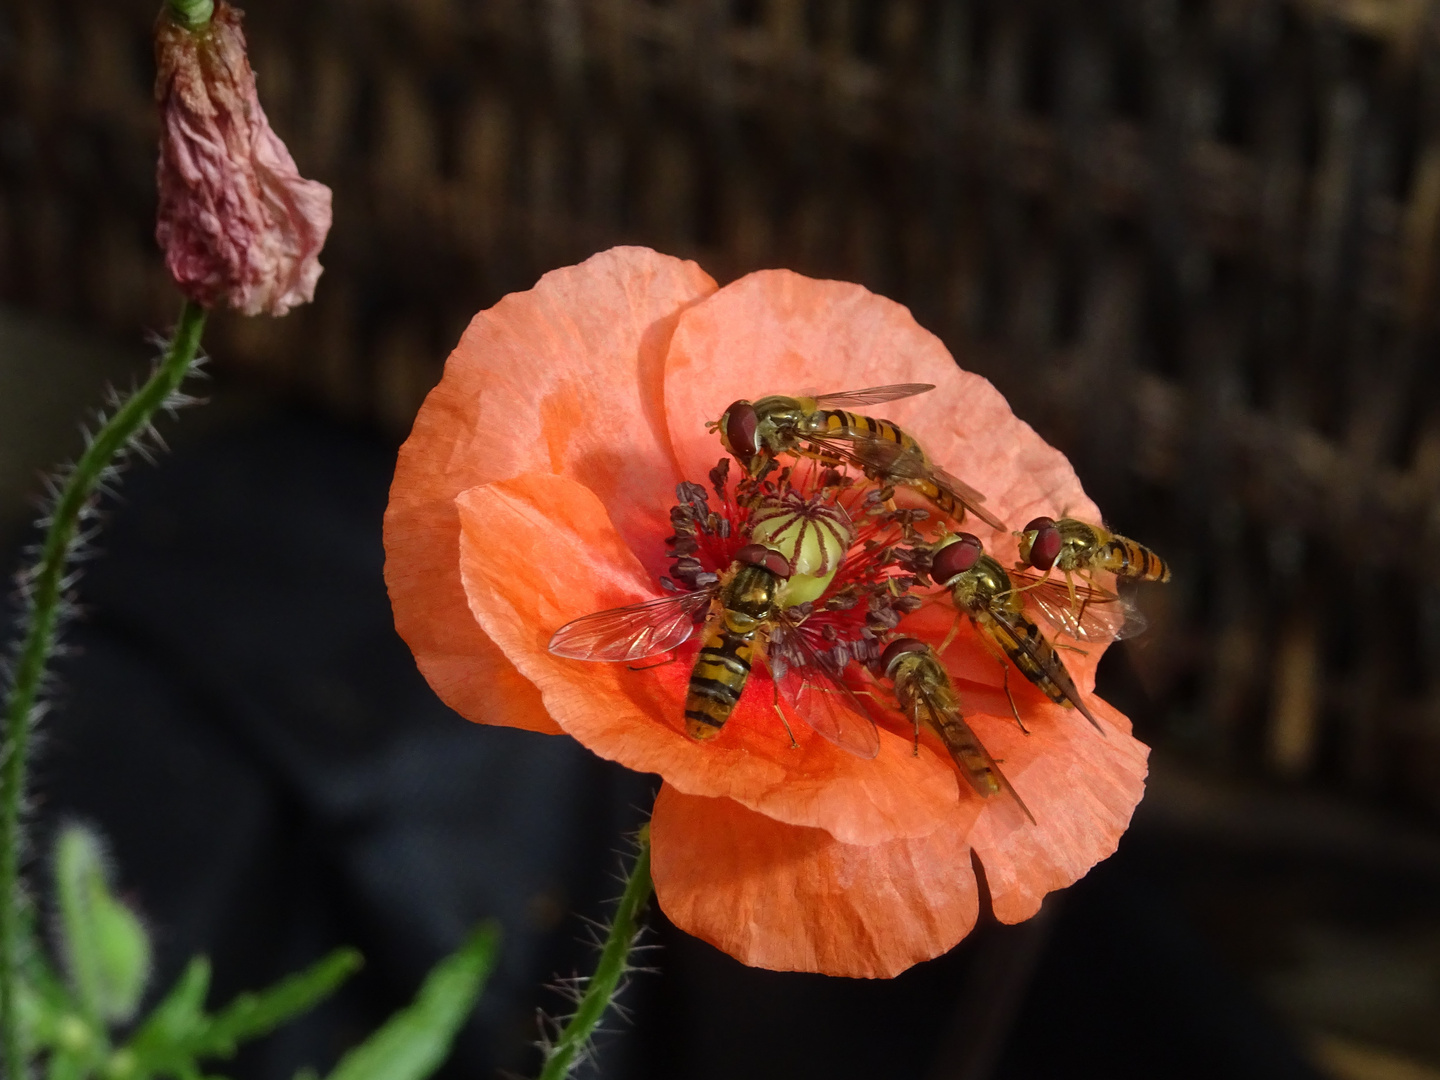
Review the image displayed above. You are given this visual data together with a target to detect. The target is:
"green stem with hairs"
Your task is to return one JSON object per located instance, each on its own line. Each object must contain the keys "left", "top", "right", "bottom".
{"left": 0, "top": 299, "right": 207, "bottom": 1079}
{"left": 536, "top": 825, "right": 653, "bottom": 1080}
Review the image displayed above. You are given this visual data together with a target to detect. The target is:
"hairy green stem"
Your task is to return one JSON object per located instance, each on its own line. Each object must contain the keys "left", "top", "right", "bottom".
{"left": 536, "top": 825, "right": 653, "bottom": 1080}
{"left": 0, "top": 299, "right": 207, "bottom": 1079}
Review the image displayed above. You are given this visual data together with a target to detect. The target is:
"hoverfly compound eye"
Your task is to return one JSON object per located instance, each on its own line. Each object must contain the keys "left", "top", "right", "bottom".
{"left": 734, "top": 544, "right": 792, "bottom": 579}
{"left": 881, "top": 637, "right": 928, "bottom": 676}
{"left": 931, "top": 534, "right": 983, "bottom": 583}
{"left": 760, "top": 550, "right": 792, "bottom": 579}
{"left": 722, "top": 401, "right": 761, "bottom": 458}
{"left": 1022, "top": 516, "right": 1062, "bottom": 571}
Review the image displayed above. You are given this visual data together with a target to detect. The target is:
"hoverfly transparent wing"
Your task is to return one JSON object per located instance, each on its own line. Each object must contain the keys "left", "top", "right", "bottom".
{"left": 1012, "top": 573, "right": 1148, "bottom": 643}
{"left": 810, "top": 383, "right": 936, "bottom": 408}
{"left": 770, "top": 613, "right": 881, "bottom": 759}
{"left": 927, "top": 463, "right": 1010, "bottom": 532}
{"left": 846, "top": 438, "right": 1010, "bottom": 532}
{"left": 548, "top": 589, "right": 714, "bottom": 662}
{"left": 981, "top": 605, "right": 1105, "bottom": 734}
{"left": 905, "top": 675, "right": 1035, "bottom": 823}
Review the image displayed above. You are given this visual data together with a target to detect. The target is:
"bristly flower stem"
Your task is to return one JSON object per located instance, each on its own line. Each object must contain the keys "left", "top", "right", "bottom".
{"left": 536, "top": 824, "right": 653, "bottom": 1080}
{"left": 0, "top": 298, "right": 207, "bottom": 1079}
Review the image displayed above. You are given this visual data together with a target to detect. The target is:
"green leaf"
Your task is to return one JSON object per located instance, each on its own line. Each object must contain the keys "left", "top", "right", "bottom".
{"left": 54, "top": 825, "right": 152, "bottom": 1024}
{"left": 324, "top": 922, "right": 499, "bottom": 1080}
{"left": 45, "top": 1046, "right": 91, "bottom": 1080}
{"left": 193, "top": 948, "right": 362, "bottom": 1058}
{"left": 18, "top": 960, "right": 81, "bottom": 1055}
{"left": 124, "top": 956, "right": 211, "bottom": 1073}
{"left": 117, "top": 947, "right": 362, "bottom": 1079}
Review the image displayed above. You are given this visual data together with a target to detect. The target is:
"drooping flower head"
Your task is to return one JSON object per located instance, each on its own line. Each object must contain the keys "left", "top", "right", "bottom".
{"left": 154, "top": 1, "right": 332, "bottom": 316}
{"left": 384, "top": 248, "right": 1150, "bottom": 978}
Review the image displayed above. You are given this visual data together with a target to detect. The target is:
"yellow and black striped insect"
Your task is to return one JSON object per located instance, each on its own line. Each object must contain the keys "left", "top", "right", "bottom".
{"left": 714, "top": 385, "right": 1008, "bottom": 531}
{"left": 548, "top": 544, "right": 880, "bottom": 757}
{"left": 1012, "top": 516, "right": 1169, "bottom": 642}
{"left": 927, "top": 533, "right": 1105, "bottom": 734}
{"left": 879, "top": 637, "right": 1034, "bottom": 822}
{"left": 1017, "top": 516, "right": 1170, "bottom": 585}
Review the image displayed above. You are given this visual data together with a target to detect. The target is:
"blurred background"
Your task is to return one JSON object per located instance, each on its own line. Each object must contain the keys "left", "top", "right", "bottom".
{"left": 3, "top": 0, "right": 1440, "bottom": 1077}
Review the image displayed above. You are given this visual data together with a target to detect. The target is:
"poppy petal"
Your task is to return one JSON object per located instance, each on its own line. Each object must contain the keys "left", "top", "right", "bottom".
{"left": 455, "top": 472, "right": 962, "bottom": 846}
{"left": 951, "top": 687, "right": 1149, "bottom": 923}
{"left": 385, "top": 247, "right": 716, "bottom": 733}
{"left": 651, "top": 784, "right": 981, "bottom": 978}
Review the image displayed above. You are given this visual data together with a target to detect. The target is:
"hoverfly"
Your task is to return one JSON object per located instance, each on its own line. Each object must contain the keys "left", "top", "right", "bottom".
{"left": 1012, "top": 515, "right": 1168, "bottom": 641}
{"left": 879, "top": 637, "right": 1035, "bottom": 823}
{"left": 713, "top": 385, "right": 1008, "bottom": 532}
{"left": 925, "top": 533, "right": 1105, "bottom": 734}
{"left": 548, "top": 543, "right": 881, "bottom": 758}
{"left": 1017, "top": 515, "right": 1171, "bottom": 588}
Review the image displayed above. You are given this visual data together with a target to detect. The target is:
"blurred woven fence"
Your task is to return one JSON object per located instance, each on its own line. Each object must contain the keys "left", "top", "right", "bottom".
{"left": 4, "top": 0, "right": 1440, "bottom": 813}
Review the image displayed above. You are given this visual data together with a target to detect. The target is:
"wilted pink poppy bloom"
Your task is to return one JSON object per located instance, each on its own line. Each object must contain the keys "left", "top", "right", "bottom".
{"left": 154, "top": 1, "right": 331, "bottom": 316}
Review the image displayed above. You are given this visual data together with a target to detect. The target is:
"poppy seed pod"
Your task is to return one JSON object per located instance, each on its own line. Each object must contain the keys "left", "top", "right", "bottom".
{"left": 154, "top": 1, "right": 332, "bottom": 316}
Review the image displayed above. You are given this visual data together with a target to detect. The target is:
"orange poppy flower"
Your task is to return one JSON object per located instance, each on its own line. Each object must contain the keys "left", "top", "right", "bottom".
{"left": 384, "top": 246, "right": 1149, "bottom": 979}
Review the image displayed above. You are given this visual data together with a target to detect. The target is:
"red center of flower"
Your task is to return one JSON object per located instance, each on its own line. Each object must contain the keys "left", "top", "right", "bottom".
{"left": 659, "top": 459, "right": 920, "bottom": 676}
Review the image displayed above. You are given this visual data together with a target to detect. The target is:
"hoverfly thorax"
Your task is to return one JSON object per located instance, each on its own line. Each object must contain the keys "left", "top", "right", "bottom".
{"left": 751, "top": 395, "right": 808, "bottom": 455}
{"left": 949, "top": 553, "right": 1012, "bottom": 612}
{"left": 723, "top": 544, "right": 792, "bottom": 620}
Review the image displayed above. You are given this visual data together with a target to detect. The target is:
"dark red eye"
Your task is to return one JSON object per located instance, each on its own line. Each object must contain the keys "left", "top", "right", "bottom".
{"left": 931, "top": 534, "right": 982, "bottom": 583}
{"left": 880, "top": 637, "right": 928, "bottom": 675}
{"left": 735, "top": 544, "right": 791, "bottom": 579}
{"left": 722, "top": 401, "right": 760, "bottom": 458}
{"left": 1023, "top": 516, "right": 1061, "bottom": 571}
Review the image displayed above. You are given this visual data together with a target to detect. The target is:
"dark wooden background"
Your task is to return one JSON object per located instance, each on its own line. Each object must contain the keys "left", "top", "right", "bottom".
{"left": 4, "top": 3, "right": 1440, "bottom": 1071}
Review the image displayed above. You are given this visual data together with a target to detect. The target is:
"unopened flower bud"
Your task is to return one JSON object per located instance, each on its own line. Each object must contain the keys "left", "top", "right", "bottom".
{"left": 154, "top": 1, "right": 332, "bottom": 316}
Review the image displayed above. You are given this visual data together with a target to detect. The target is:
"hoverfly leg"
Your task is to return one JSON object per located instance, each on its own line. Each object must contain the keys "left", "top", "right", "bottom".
{"left": 998, "top": 660, "right": 1030, "bottom": 734}
{"left": 756, "top": 647, "right": 800, "bottom": 749}
{"left": 626, "top": 655, "right": 678, "bottom": 672}
{"left": 936, "top": 611, "right": 965, "bottom": 658}
{"left": 909, "top": 700, "right": 922, "bottom": 757}
{"left": 1011, "top": 568, "right": 1055, "bottom": 594}
{"left": 972, "top": 630, "right": 1030, "bottom": 734}
{"left": 772, "top": 699, "right": 799, "bottom": 748}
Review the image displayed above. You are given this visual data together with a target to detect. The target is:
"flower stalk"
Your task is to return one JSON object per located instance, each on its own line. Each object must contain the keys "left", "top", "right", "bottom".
{"left": 0, "top": 298, "right": 208, "bottom": 1078}
{"left": 536, "top": 825, "right": 653, "bottom": 1080}
{"left": 164, "top": 0, "right": 214, "bottom": 29}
